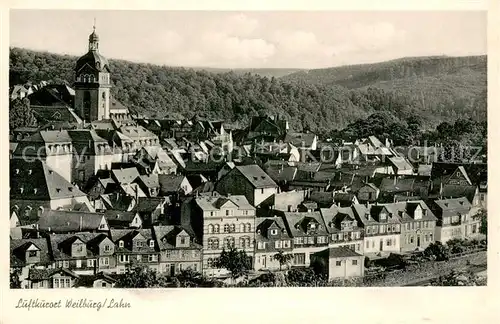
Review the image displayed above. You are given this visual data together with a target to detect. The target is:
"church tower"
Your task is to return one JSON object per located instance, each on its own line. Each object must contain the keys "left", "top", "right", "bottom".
{"left": 74, "top": 24, "right": 111, "bottom": 122}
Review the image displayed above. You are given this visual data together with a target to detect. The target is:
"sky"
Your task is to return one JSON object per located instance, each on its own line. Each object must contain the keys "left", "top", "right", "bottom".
{"left": 10, "top": 10, "right": 486, "bottom": 69}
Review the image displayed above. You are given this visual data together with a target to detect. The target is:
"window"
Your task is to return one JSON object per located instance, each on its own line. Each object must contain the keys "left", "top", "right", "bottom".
{"left": 332, "top": 234, "right": 338, "bottom": 241}
{"left": 75, "top": 244, "right": 83, "bottom": 252}
{"left": 165, "top": 250, "right": 171, "bottom": 258}
{"left": 99, "top": 257, "right": 109, "bottom": 266}
{"left": 210, "top": 212, "right": 214, "bottom": 217}
{"left": 240, "top": 237, "right": 247, "bottom": 248}
{"left": 283, "top": 240, "right": 291, "bottom": 248}
{"left": 214, "top": 224, "right": 220, "bottom": 233}
{"left": 180, "top": 236, "right": 186, "bottom": 245}
{"left": 356, "top": 244, "right": 360, "bottom": 251}
{"left": 230, "top": 224, "right": 235, "bottom": 233}
{"left": 293, "top": 253, "right": 306, "bottom": 265}
{"left": 410, "top": 236, "right": 414, "bottom": 244}
{"left": 317, "top": 236, "right": 326, "bottom": 244}
{"left": 87, "top": 259, "right": 95, "bottom": 268}
{"left": 119, "top": 241, "right": 124, "bottom": 248}
{"left": 226, "top": 210, "right": 230, "bottom": 216}
{"left": 104, "top": 245, "right": 111, "bottom": 252}
{"left": 386, "top": 239, "right": 391, "bottom": 246}
{"left": 224, "top": 237, "right": 235, "bottom": 249}
{"left": 224, "top": 224, "right": 229, "bottom": 233}
{"left": 76, "top": 260, "right": 82, "bottom": 268}
{"left": 102, "top": 282, "right": 107, "bottom": 288}
{"left": 207, "top": 258, "right": 214, "bottom": 268}
{"left": 365, "top": 240, "right": 370, "bottom": 249}
{"left": 336, "top": 261, "right": 342, "bottom": 267}
{"left": 148, "top": 255, "right": 158, "bottom": 262}
{"left": 307, "top": 237, "right": 314, "bottom": 244}
{"left": 119, "top": 255, "right": 129, "bottom": 263}
{"left": 148, "top": 240, "right": 155, "bottom": 248}
{"left": 429, "top": 234, "right": 433, "bottom": 242}
{"left": 246, "top": 223, "right": 252, "bottom": 232}
{"left": 275, "top": 241, "right": 282, "bottom": 249}
{"left": 261, "top": 189, "right": 264, "bottom": 194}
{"left": 63, "top": 261, "right": 69, "bottom": 268}
{"left": 137, "top": 255, "right": 142, "bottom": 261}
{"left": 65, "top": 278, "right": 71, "bottom": 288}
{"left": 28, "top": 251, "right": 37, "bottom": 257}
{"left": 270, "top": 229, "right": 278, "bottom": 235}
{"left": 208, "top": 224, "right": 214, "bottom": 234}
{"left": 208, "top": 238, "right": 219, "bottom": 250}
{"left": 54, "top": 278, "right": 60, "bottom": 289}
{"left": 352, "top": 260, "right": 358, "bottom": 265}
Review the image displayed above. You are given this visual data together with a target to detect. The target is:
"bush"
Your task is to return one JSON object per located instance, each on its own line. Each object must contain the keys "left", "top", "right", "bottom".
{"left": 424, "top": 242, "right": 450, "bottom": 261}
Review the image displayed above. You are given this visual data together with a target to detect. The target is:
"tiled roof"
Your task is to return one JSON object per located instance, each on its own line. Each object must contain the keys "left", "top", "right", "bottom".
{"left": 10, "top": 159, "right": 86, "bottom": 200}
{"left": 432, "top": 197, "right": 472, "bottom": 217}
{"left": 137, "top": 174, "right": 159, "bottom": 189}
{"left": 103, "top": 210, "right": 137, "bottom": 223}
{"left": 133, "top": 197, "right": 165, "bottom": 213}
{"left": 320, "top": 206, "right": 359, "bottom": 232}
{"left": 48, "top": 233, "right": 111, "bottom": 260}
{"left": 28, "top": 268, "right": 79, "bottom": 281}
{"left": 111, "top": 167, "right": 140, "bottom": 185}
{"left": 152, "top": 225, "right": 201, "bottom": 250}
{"left": 329, "top": 246, "right": 363, "bottom": 258}
{"left": 282, "top": 212, "right": 328, "bottom": 237}
{"left": 255, "top": 217, "right": 291, "bottom": 240}
{"left": 234, "top": 165, "right": 277, "bottom": 189}
{"left": 158, "top": 174, "right": 186, "bottom": 193}
{"left": 38, "top": 210, "right": 106, "bottom": 233}
{"left": 195, "top": 194, "right": 255, "bottom": 211}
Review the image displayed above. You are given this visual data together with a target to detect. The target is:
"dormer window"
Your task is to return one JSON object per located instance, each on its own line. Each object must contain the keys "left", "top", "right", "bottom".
{"left": 104, "top": 245, "right": 111, "bottom": 252}
{"left": 149, "top": 240, "right": 155, "bottom": 248}
{"left": 119, "top": 241, "right": 124, "bottom": 248}
{"left": 380, "top": 212, "right": 386, "bottom": 220}
{"left": 270, "top": 229, "right": 278, "bottom": 235}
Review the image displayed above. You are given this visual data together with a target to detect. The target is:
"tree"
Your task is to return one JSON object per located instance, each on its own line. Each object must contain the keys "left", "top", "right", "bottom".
{"left": 476, "top": 209, "right": 487, "bottom": 238}
{"left": 273, "top": 250, "right": 294, "bottom": 271}
{"left": 9, "top": 98, "right": 37, "bottom": 130}
{"left": 115, "top": 264, "right": 169, "bottom": 288}
{"left": 213, "top": 248, "right": 252, "bottom": 281}
{"left": 10, "top": 269, "right": 21, "bottom": 289}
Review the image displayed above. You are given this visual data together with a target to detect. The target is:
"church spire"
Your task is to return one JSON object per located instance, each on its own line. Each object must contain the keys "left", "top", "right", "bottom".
{"left": 88, "top": 19, "right": 99, "bottom": 52}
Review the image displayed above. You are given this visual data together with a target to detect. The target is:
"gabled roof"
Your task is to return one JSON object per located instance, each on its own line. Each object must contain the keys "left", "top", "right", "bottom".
{"left": 282, "top": 212, "right": 328, "bottom": 237}
{"left": 256, "top": 217, "right": 291, "bottom": 240}
{"left": 320, "top": 206, "right": 359, "bottom": 233}
{"left": 233, "top": 165, "right": 277, "bottom": 189}
{"left": 388, "top": 156, "right": 414, "bottom": 171}
{"left": 111, "top": 167, "right": 140, "bottom": 185}
{"left": 284, "top": 132, "right": 317, "bottom": 147}
{"left": 153, "top": 225, "right": 201, "bottom": 250}
{"left": 133, "top": 197, "right": 165, "bottom": 213}
{"left": 10, "top": 238, "right": 51, "bottom": 267}
{"left": 48, "top": 233, "right": 112, "bottom": 260}
{"left": 195, "top": 194, "right": 255, "bottom": 211}
{"left": 158, "top": 174, "right": 187, "bottom": 193}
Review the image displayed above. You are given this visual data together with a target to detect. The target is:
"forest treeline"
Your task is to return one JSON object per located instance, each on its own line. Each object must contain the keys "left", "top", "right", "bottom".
{"left": 10, "top": 48, "right": 486, "bottom": 135}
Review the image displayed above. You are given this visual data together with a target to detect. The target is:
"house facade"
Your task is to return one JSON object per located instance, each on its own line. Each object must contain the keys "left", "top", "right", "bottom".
{"left": 254, "top": 216, "right": 294, "bottom": 271}
{"left": 320, "top": 206, "right": 363, "bottom": 254}
{"left": 352, "top": 203, "right": 402, "bottom": 257}
{"left": 194, "top": 194, "right": 256, "bottom": 276}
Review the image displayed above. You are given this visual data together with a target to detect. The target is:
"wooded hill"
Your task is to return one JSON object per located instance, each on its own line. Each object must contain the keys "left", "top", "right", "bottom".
{"left": 10, "top": 48, "right": 486, "bottom": 133}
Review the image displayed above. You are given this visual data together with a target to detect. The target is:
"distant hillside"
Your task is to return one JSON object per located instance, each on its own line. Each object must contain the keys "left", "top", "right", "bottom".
{"left": 9, "top": 48, "right": 486, "bottom": 133}
{"left": 192, "top": 67, "right": 303, "bottom": 78}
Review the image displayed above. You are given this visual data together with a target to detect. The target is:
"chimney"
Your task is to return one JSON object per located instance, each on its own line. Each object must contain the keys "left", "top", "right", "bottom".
{"left": 35, "top": 224, "right": 40, "bottom": 238}
{"left": 79, "top": 215, "right": 83, "bottom": 231}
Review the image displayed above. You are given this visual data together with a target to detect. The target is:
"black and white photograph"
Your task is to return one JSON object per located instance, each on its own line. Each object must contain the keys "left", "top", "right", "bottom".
{"left": 8, "top": 9, "right": 488, "bottom": 290}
